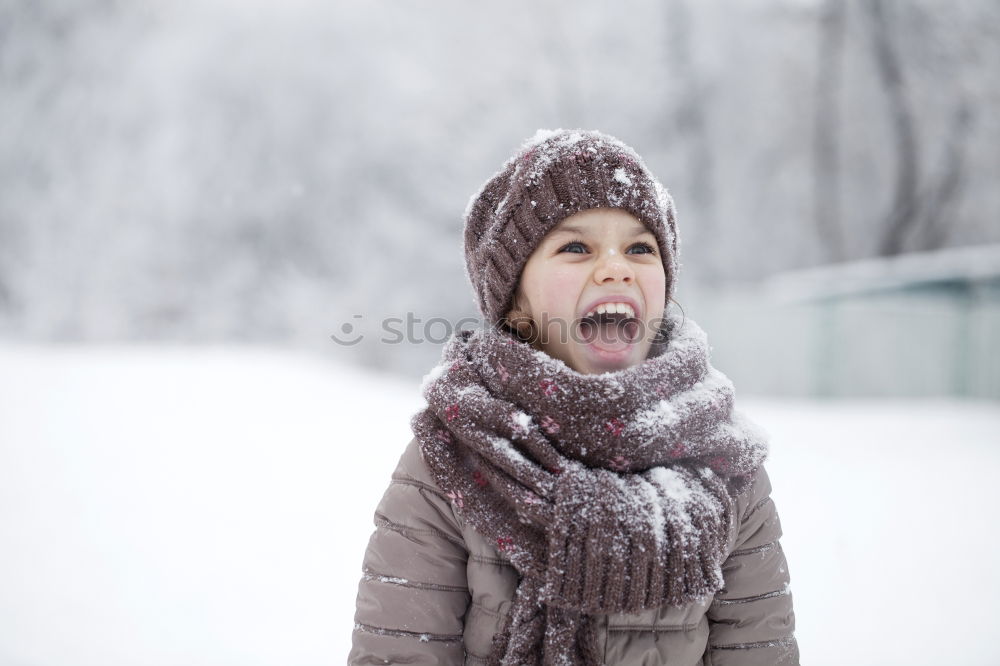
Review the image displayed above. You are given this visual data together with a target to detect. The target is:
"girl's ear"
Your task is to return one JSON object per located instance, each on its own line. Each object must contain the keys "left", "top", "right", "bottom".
{"left": 506, "top": 307, "right": 535, "bottom": 341}
{"left": 503, "top": 291, "right": 539, "bottom": 344}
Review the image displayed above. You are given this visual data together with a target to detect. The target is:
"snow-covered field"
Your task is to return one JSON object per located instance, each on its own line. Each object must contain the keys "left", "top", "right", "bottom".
{"left": 1, "top": 343, "right": 998, "bottom": 665}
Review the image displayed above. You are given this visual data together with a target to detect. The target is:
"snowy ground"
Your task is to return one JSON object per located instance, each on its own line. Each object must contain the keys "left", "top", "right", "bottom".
{"left": 0, "top": 343, "right": 998, "bottom": 666}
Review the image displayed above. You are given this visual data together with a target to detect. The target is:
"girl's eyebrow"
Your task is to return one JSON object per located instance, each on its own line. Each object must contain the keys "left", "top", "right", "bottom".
{"left": 551, "top": 224, "right": 652, "bottom": 237}
{"left": 550, "top": 224, "right": 586, "bottom": 236}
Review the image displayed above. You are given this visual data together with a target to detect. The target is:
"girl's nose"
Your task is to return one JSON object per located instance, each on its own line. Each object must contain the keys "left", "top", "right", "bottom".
{"left": 593, "top": 249, "right": 634, "bottom": 284}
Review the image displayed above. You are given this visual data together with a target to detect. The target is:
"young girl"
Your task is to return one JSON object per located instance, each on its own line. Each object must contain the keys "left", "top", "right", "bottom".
{"left": 349, "top": 129, "right": 798, "bottom": 665}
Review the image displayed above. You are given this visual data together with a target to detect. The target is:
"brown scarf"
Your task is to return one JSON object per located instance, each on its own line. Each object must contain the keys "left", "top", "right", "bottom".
{"left": 410, "top": 311, "right": 768, "bottom": 665}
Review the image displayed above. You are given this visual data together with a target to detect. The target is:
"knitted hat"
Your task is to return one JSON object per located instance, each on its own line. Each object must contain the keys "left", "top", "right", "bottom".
{"left": 463, "top": 129, "right": 680, "bottom": 328}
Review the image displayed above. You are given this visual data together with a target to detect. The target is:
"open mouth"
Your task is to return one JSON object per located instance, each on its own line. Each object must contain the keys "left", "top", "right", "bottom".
{"left": 578, "top": 310, "right": 642, "bottom": 347}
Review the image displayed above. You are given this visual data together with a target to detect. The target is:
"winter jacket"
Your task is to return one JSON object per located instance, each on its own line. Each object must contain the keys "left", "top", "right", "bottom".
{"left": 349, "top": 437, "right": 798, "bottom": 665}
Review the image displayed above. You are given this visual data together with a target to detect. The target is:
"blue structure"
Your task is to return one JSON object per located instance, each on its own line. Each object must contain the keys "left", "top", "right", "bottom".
{"left": 683, "top": 244, "right": 1000, "bottom": 399}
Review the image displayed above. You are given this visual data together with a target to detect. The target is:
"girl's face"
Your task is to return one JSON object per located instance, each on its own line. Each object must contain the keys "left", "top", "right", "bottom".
{"left": 512, "top": 208, "right": 667, "bottom": 374}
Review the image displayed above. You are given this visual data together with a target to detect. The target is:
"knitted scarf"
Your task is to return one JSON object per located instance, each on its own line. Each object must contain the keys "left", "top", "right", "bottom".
{"left": 410, "top": 311, "right": 769, "bottom": 665}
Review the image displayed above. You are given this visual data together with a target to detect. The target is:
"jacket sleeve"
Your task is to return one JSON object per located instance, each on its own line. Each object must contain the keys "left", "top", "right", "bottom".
{"left": 349, "top": 438, "right": 471, "bottom": 665}
{"left": 705, "top": 466, "right": 799, "bottom": 665}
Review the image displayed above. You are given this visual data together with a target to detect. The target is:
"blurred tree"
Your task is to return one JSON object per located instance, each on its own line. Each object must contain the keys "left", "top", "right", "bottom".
{"left": 813, "top": 0, "right": 847, "bottom": 262}
{"left": 0, "top": 0, "right": 997, "bottom": 360}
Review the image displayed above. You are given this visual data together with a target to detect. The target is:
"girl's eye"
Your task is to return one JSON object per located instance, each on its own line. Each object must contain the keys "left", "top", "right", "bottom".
{"left": 558, "top": 241, "right": 588, "bottom": 254}
{"left": 627, "top": 242, "right": 657, "bottom": 255}
{"left": 557, "top": 240, "right": 657, "bottom": 255}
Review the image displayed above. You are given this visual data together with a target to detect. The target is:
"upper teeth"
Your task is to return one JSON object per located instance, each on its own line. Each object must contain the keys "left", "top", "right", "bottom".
{"left": 585, "top": 302, "right": 635, "bottom": 318}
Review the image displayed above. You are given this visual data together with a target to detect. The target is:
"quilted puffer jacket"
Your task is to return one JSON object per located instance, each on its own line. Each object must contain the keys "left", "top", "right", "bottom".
{"left": 349, "top": 438, "right": 798, "bottom": 665}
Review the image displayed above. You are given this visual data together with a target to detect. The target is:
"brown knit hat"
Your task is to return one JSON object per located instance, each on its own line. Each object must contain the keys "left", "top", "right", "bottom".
{"left": 463, "top": 129, "right": 680, "bottom": 328}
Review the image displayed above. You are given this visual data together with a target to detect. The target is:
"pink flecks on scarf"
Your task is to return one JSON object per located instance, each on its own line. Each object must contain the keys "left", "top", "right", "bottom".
{"left": 434, "top": 430, "right": 452, "bottom": 445}
{"left": 449, "top": 360, "right": 462, "bottom": 373}
{"left": 605, "top": 417, "right": 625, "bottom": 437}
{"left": 708, "top": 456, "right": 731, "bottom": 474}
{"left": 496, "top": 536, "right": 514, "bottom": 552}
{"left": 445, "top": 404, "right": 460, "bottom": 422}
{"left": 522, "top": 491, "right": 542, "bottom": 505}
{"left": 670, "top": 441, "right": 687, "bottom": 458}
{"left": 539, "top": 379, "right": 560, "bottom": 396}
{"left": 446, "top": 490, "right": 464, "bottom": 508}
{"left": 609, "top": 456, "right": 630, "bottom": 472}
{"left": 496, "top": 363, "right": 510, "bottom": 383}
{"left": 540, "top": 415, "right": 561, "bottom": 435}
{"left": 473, "top": 469, "right": 489, "bottom": 487}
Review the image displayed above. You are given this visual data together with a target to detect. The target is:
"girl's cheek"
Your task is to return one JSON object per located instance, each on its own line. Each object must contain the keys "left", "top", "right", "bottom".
{"left": 540, "top": 269, "right": 585, "bottom": 314}
{"left": 640, "top": 268, "right": 667, "bottom": 318}
{"left": 639, "top": 264, "right": 666, "bottom": 290}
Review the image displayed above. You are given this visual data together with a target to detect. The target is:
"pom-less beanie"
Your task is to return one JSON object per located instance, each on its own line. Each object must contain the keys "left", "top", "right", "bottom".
{"left": 462, "top": 129, "right": 681, "bottom": 328}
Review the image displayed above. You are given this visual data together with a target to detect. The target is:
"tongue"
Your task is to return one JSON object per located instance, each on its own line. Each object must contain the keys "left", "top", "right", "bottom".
{"left": 581, "top": 320, "right": 639, "bottom": 351}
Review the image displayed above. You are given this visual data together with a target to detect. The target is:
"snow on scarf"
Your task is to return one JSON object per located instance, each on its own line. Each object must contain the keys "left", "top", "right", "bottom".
{"left": 410, "top": 311, "right": 769, "bottom": 666}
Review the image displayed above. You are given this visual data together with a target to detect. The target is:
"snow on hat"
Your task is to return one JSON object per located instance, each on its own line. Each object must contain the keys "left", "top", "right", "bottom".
{"left": 463, "top": 128, "right": 680, "bottom": 328}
